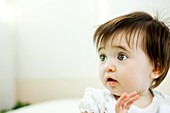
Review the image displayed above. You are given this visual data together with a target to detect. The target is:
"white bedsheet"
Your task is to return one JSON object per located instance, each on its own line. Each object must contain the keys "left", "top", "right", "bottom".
{"left": 7, "top": 98, "right": 80, "bottom": 113}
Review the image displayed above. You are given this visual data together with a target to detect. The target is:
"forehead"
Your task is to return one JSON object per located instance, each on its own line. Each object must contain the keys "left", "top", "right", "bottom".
{"left": 99, "top": 30, "right": 143, "bottom": 51}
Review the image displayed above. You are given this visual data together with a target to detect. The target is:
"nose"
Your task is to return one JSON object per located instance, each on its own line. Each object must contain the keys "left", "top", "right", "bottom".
{"left": 104, "top": 60, "right": 116, "bottom": 72}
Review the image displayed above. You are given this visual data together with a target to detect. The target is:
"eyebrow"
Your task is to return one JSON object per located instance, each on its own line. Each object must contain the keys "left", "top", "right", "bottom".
{"left": 98, "top": 45, "right": 130, "bottom": 53}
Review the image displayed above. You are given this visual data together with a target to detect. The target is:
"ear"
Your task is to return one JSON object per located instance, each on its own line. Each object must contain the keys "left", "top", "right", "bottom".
{"left": 150, "top": 62, "right": 162, "bottom": 79}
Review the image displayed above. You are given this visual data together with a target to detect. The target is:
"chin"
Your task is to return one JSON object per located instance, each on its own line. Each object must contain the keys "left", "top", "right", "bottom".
{"left": 106, "top": 86, "right": 122, "bottom": 96}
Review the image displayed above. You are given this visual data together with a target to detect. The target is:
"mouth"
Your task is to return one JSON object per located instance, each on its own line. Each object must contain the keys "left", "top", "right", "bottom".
{"left": 106, "top": 76, "right": 118, "bottom": 86}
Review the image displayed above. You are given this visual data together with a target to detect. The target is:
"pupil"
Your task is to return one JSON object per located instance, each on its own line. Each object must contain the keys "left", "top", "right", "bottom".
{"left": 119, "top": 55, "right": 124, "bottom": 60}
{"left": 102, "top": 56, "right": 105, "bottom": 61}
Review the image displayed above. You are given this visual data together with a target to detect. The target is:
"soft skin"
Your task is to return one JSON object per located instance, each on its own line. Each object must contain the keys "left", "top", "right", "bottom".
{"left": 98, "top": 34, "right": 159, "bottom": 110}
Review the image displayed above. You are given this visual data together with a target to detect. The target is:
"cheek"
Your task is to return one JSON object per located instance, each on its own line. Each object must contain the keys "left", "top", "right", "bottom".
{"left": 120, "top": 69, "right": 139, "bottom": 84}
{"left": 99, "top": 64, "right": 105, "bottom": 81}
{"left": 119, "top": 64, "right": 152, "bottom": 92}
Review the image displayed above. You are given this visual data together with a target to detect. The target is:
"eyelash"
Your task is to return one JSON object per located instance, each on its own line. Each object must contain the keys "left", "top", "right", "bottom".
{"left": 117, "top": 53, "right": 128, "bottom": 61}
{"left": 99, "top": 54, "right": 106, "bottom": 62}
{"left": 99, "top": 52, "right": 128, "bottom": 62}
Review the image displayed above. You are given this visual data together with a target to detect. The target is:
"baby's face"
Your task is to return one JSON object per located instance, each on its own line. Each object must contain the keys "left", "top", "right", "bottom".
{"left": 98, "top": 34, "right": 154, "bottom": 96}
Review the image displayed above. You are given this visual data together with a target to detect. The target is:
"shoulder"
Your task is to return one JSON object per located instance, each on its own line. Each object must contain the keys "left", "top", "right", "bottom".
{"left": 79, "top": 87, "right": 113, "bottom": 113}
{"left": 153, "top": 90, "right": 170, "bottom": 112}
{"left": 81, "top": 87, "right": 111, "bottom": 103}
{"left": 152, "top": 89, "right": 170, "bottom": 105}
{"left": 84, "top": 87, "right": 110, "bottom": 96}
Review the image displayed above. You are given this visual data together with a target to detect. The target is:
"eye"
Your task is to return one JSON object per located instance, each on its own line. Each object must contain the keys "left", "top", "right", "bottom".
{"left": 100, "top": 54, "right": 106, "bottom": 62}
{"left": 117, "top": 53, "right": 127, "bottom": 61}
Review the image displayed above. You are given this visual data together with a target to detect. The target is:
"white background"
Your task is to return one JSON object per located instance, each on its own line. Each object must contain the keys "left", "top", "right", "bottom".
{"left": 0, "top": 0, "right": 170, "bottom": 110}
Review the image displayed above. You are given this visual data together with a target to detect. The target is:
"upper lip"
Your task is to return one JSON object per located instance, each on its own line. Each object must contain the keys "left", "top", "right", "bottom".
{"left": 106, "top": 76, "right": 118, "bottom": 82}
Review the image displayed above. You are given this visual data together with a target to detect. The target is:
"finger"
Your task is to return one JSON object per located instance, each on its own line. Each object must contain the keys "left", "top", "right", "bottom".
{"left": 125, "top": 95, "right": 140, "bottom": 110}
{"left": 128, "top": 91, "right": 137, "bottom": 98}
{"left": 116, "top": 92, "right": 128, "bottom": 108}
{"left": 122, "top": 91, "right": 137, "bottom": 108}
{"left": 125, "top": 95, "right": 139, "bottom": 110}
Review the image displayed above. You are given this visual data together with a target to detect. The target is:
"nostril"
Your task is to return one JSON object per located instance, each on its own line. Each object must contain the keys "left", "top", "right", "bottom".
{"left": 109, "top": 68, "right": 113, "bottom": 71}
{"left": 106, "top": 67, "right": 116, "bottom": 72}
{"left": 104, "top": 64, "right": 116, "bottom": 72}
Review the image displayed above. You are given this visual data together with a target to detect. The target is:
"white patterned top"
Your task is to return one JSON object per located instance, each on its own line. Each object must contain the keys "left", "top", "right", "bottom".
{"left": 79, "top": 87, "right": 170, "bottom": 113}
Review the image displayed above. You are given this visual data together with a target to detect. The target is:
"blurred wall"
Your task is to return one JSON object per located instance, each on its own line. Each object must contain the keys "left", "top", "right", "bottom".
{"left": 14, "top": 0, "right": 170, "bottom": 79}
{"left": 0, "top": 0, "right": 169, "bottom": 107}
{"left": 15, "top": 0, "right": 99, "bottom": 78}
{"left": 0, "top": 0, "right": 16, "bottom": 110}
{"left": 0, "top": 19, "right": 16, "bottom": 110}
{"left": 14, "top": 0, "right": 170, "bottom": 103}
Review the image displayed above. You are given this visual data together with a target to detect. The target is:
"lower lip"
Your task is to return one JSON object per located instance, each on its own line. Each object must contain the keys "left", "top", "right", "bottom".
{"left": 107, "top": 81, "right": 117, "bottom": 86}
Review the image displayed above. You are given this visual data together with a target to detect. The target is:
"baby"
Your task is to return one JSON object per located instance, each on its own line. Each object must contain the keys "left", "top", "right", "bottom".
{"left": 79, "top": 11, "right": 170, "bottom": 113}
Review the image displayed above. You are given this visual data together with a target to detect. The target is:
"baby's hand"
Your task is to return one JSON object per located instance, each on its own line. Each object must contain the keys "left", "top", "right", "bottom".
{"left": 115, "top": 91, "right": 139, "bottom": 113}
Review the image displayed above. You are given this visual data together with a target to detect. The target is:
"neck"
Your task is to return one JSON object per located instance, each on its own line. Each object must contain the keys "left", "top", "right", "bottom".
{"left": 113, "top": 89, "right": 154, "bottom": 108}
{"left": 133, "top": 89, "right": 154, "bottom": 108}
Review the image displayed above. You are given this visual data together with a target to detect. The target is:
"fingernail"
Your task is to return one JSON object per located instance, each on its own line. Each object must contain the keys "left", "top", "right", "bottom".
{"left": 136, "top": 95, "right": 140, "bottom": 99}
{"left": 133, "top": 91, "right": 137, "bottom": 94}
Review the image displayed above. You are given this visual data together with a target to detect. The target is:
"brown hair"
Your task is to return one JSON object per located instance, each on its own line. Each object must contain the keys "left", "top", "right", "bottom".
{"left": 93, "top": 11, "right": 170, "bottom": 88}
